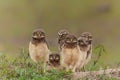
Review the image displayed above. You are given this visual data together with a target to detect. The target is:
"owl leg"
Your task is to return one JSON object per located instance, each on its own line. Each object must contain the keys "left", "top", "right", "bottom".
{"left": 43, "top": 55, "right": 49, "bottom": 72}
{"left": 63, "top": 64, "right": 69, "bottom": 72}
{"left": 75, "top": 58, "right": 84, "bottom": 72}
{"left": 31, "top": 56, "right": 38, "bottom": 63}
{"left": 66, "top": 65, "right": 73, "bottom": 72}
{"left": 61, "top": 58, "right": 66, "bottom": 70}
{"left": 72, "top": 67, "right": 76, "bottom": 72}
{"left": 41, "top": 62, "right": 47, "bottom": 73}
{"left": 83, "top": 66, "right": 86, "bottom": 72}
{"left": 62, "top": 64, "right": 70, "bottom": 72}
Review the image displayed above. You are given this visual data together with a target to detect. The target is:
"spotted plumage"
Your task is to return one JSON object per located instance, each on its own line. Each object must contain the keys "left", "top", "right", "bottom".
{"left": 58, "top": 29, "right": 69, "bottom": 49}
{"left": 29, "top": 28, "right": 50, "bottom": 64}
{"left": 60, "top": 34, "right": 83, "bottom": 72}
{"left": 48, "top": 53, "right": 60, "bottom": 67}
{"left": 78, "top": 32, "right": 93, "bottom": 68}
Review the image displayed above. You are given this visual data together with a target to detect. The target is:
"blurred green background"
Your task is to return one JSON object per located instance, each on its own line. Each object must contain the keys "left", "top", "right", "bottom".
{"left": 0, "top": 0, "right": 120, "bottom": 65}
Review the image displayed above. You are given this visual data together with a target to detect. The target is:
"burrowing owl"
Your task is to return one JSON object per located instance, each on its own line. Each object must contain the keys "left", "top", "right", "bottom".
{"left": 29, "top": 28, "right": 50, "bottom": 64}
{"left": 78, "top": 32, "right": 93, "bottom": 67}
{"left": 48, "top": 53, "right": 60, "bottom": 68}
{"left": 60, "top": 34, "right": 83, "bottom": 72}
{"left": 58, "top": 29, "right": 69, "bottom": 49}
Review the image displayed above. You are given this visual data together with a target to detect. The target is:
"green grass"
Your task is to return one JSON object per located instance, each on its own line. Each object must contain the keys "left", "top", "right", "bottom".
{"left": 0, "top": 53, "right": 71, "bottom": 80}
{"left": 0, "top": 45, "right": 119, "bottom": 80}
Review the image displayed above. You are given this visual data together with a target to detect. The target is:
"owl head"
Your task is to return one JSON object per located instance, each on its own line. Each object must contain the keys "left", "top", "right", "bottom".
{"left": 81, "top": 32, "right": 93, "bottom": 44}
{"left": 58, "top": 29, "right": 69, "bottom": 36}
{"left": 64, "top": 34, "right": 78, "bottom": 48}
{"left": 32, "top": 28, "right": 45, "bottom": 40}
{"left": 49, "top": 53, "right": 60, "bottom": 66}
{"left": 58, "top": 29, "right": 69, "bottom": 39}
{"left": 78, "top": 32, "right": 93, "bottom": 47}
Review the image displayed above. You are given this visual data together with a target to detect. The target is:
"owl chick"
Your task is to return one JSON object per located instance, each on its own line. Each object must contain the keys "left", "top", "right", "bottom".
{"left": 29, "top": 28, "right": 50, "bottom": 64}
{"left": 78, "top": 32, "right": 93, "bottom": 67}
{"left": 48, "top": 53, "right": 60, "bottom": 68}
{"left": 60, "top": 34, "right": 83, "bottom": 72}
{"left": 58, "top": 29, "right": 69, "bottom": 49}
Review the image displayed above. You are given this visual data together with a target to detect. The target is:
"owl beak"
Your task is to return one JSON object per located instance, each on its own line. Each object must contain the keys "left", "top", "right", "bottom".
{"left": 83, "top": 40, "right": 86, "bottom": 43}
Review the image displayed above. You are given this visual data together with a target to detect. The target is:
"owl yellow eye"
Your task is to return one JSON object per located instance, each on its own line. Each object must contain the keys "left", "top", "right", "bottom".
{"left": 56, "top": 57, "right": 59, "bottom": 60}
{"left": 37, "top": 32, "right": 40, "bottom": 35}
{"left": 81, "top": 35, "right": 86, "bottom": 38}
{"left": 32, "top": 33, "right": 38, "bottom": 38}
{"left": 66, "top": 39, "right": 71, "bottom": 43}
{"left": 49, "top": 57, "right": 53, "bottom": 60}
{"left": 73, "top": 39, "right": 77, "bottom": 43}
{"left": 89, "top": 35, "right": 92, "bottom": 38}
{"left": 41, "top": 35, "right": 44, "bottom": 37}
{"left": 88, "top": 36, "right": 92, "bottom": 40}
{"left": 80, "top": 42, "right": 84, "bottom": 45}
